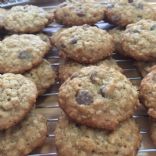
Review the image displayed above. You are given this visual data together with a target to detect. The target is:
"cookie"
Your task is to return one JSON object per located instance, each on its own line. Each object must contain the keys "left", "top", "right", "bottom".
{"left": 0, "top": 111, "right": 47, "bottom": 156}
{"left": 55, "top": 115, "right": 141, "bottom": 156}
{"left": 105, "top": 1, "right": 156, "bottom": 27}
{"left": 54, "top": 2, "right": 105, "bottom": 26}
{"left": 0, "top": 73, "right": 37, "bottom": 130}
{"left": 24, "top": 59, "right": 56, "bottom": 96}
{"left": 58, "top": 66, "right": 139, "bottom": 130}
{"left": 4, "top": 5, "right": 51, "bottom": 33}
{"left": 0, "top": 8, "right": 7, "bottom": 29}
{"left": 108, "top": 28, "right": 125, "bottom": 54}
{"left": 135, "top": 61, "right": 156, "bottom": 77}
{"left": 59, "top": 58, "right": 123, "bottom": 82}
{"left": 51, "top": 25, "right": 114, "bottom": 64}
{"left": 0, "top": 34, "right": 49, "bottom": 73}
{"left": 140, "top": 69, "right": 156, "bottom": 118}
{"left": 150, "top": 120, "right": 156, "bottom": 146}
{"left": 122, "top": 20, "right": 156, "bottom": 61}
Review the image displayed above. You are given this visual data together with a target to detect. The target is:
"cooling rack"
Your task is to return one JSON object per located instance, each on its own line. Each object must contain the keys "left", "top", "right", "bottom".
{"left": 1, "top": 1, "right": 156, "bottom": 156}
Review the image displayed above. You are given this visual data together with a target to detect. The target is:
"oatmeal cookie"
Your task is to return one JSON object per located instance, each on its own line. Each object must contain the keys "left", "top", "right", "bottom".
{"left": 24, "top": 59, "right": 56, "bottom": 96}
{"left": 51, "top": 25, "right": 114, "bottom": 64}
{"left": 4, "top": 5, "right": 51, "bottom": 33}
{"left": 0, "top": 111, "right": 47, "bottom": 156}
{"left": 140, "top": 69, "right": 156, "bottom": 118}
{"left": 55, "top": 115, "right": 141, "bottom": 156}
{"left": 105, "top": 1, "right": 156, "bottom": 27}
{"left": 0, "top": 73, "right": 37, "bottom": 130}
{"left": 0, "top": 34, "right": 49, "bottom": 73}
{"left": 54, "top": 2, "right": 105, "bottom": 26}
{"left": 59, "top": 66, "right": 139, "bottom": 130}
{"left": 122, "top": 20, "right": 156, "bottom": 61}
{"left": 59, "top": 58, "right": 122, "bottom": 82}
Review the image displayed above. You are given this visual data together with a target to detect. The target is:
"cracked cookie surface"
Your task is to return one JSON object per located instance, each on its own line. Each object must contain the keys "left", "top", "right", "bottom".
{"left": 0, "top": 111, "right": 47, "bottom": 156}
{"left": 51, "top": 25, "right": 114, "bottom": 64}
{"left": 59, "top": 66, "right": 138, "bottom": 130}
{"left": 55, "top": 115, "right": 141, "bottom": 156}
{"left": 0, "top": 73, "right": 37, "bottom": 130}
{"left": 4, "top": 5, "right": 51, "bottom": 33}
{"left": 0, "top": 34, "right": 49, "bottom": 73}
{"left": 122, "top": 20, "right": 156, "bottom": 61}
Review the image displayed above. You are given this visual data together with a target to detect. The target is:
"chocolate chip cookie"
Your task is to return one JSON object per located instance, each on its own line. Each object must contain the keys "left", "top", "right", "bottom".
{"left": 4, "top": 5, "right": 51, "bottom": 33}
{"left": 0, "top": 73, "right": 37, "bottom": 130}
{"left": 51, "top": 25, "right": 114, "bottom": 64}
{"left": 55, "top": 115, "right": 141, "bottom": 156}
{"left": 59, "top": 66, "right": 139, "bottom": 130}
{"left": 0, "top": 111, "right": 47, "bottom": 156}
{"left": 59, "top": 58, "right": 123, "bottom": 82}
{"left": 54, "top": 2, "right": 105, "bottom": 26}
{"left": 0, "top": 34, "right": 49, "bottom": 73}
{"left": 122, "top": 20, "right": 156, "bottom": 61}
{"left": 24, "top": 59, "right": 56, "bottom": 96}
{"left": 105, "top": 1, "right": 156, "bottom": 27}
{"left": 135, "top": 61, "right": 156, "bottom": 77}
{"left": 140, "top": 69, "right": 156, "bottom": 118}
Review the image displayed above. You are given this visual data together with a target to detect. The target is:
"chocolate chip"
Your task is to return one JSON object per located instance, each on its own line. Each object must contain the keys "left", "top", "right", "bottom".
{"left": 99, "top": 85, "right": 106, "bottom": 97}
{"left": 76, "top": 90, "right": 93, "bottom": 105}
{"left": 137, "top": 3, "right": 144, "bottom": 9}
{"left": 137, "top": 15, "right": 142, "bottom": 19}
{"left": 132, "top": 29, "right": 140, "bottom": 33}
{"left": 90, "top": 71, "right": 97, "bottom": 84}
{"left": 128, "top": 0, "right": 133, "bottom": 3}
{"left": 60, "top": 44, "right": 66, "bottom": 48}
{"left": 151, "top": 24, "right": 156, "bottom": 31}
{"left": 70, "top": 37, "right": 78, "bottom": 44}
{"left": 18, "top": 51, "right": 32, "bottom": 59}
{"left": 76, "top": 11, "right": 85, "bottom": 17}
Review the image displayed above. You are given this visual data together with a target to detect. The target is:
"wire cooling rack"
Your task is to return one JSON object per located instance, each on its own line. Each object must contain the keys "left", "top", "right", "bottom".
{"left": 1, "top": 1, "right": 156, "bottom": 156}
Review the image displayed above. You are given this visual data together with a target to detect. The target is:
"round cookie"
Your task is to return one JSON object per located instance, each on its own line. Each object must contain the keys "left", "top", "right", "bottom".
{"left": 55, "top": 115, "right": 141, "bottom": 156}
{"left": 0, "top": 73, "right": 37, "bottom": 130}
{"left": 122, "top": 20, "right": 156, "bottom": 61}
{"left": 54, "top": 2, "right": 105, "bottom": 26}
{"left": 140, "top": 69, "right": 156, "bottom": 118}
{"left": 24, "top": 59, "right": 56, "bottom": 96}
{"left": 59, "top": 58, "right": 123, "bottom": 82}
{"left": 51, "top": 25, "right": 114, "bottom": 64}
{"left": 58, "top": 66, "right": 139, "bottom": 130}
{"left": 0, "top": 34, "right": 49, "bottom": 73}
{"left": 105, "top": 1, "right": 156, "bottom": 27}
{"left": 4, "top": 5, "right": 51, "bottom": 33}
{"left": 0, "top": 111, "right": 47, "bottom": 156}
{"left": 0, "top": 8, "right": 7, "bottom": 29}
{"left": 108, "top": 28, "right": 125, "bottom": 54}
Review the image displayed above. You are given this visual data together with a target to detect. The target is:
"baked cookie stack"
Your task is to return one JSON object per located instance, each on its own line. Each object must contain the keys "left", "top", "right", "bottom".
{"left": 0, "top": 4, "right": 56, "bottom": 156}
{"left": 52, "top": 1, "right": 146, "bottom": 156}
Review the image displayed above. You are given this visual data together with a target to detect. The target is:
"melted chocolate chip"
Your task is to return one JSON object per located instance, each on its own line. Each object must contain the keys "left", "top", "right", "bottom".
{"left": 70, "top": 37, "right": 78, "bottom": 44}
{"left": 99, "top": 85, "right": 106, "bottom": 97}
{"left": 90, "top": 71, "right": 97, "bottom": 84}
{"left": 76, "top": 11, "right": 85, "bottom": 17}
{"left": 76, "top": 90, "right": 93, "bottom": 105}
{"left": 132, "top": 29, "right": 140, "bottom": 33}
{"left": 150, "top": 24, "right": 156, "bottom": 31}
{"left": 18, "top": 51, "right": 32, "bottom": 59}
